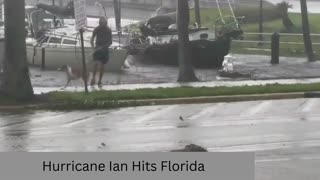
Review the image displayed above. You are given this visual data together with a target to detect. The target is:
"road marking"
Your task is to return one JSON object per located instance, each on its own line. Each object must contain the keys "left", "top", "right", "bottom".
{"left": 256, "top": 156, "right": 320, "bottom": 163}
{"left": 132, "top": 105, "right": 179, "bottom": 124}
{"left": 61, "top": 116, "right": 93, "bottom": 127}
{"left": 188, "top": 103, "right": 224, "bottom": 120}
{"left": 302, "top": 99, "right": 319, "bottom": 112}
{"left": 241, "top": 101, "right": 272, "bottom": 116}
{"left": 207, "top": 138, "right": 320, "bottom": 152}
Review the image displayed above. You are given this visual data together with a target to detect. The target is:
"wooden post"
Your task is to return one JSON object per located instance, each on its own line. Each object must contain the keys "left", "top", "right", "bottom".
{"left": 79, "top": 29, "right": 88, "bottom": 93}
{"left": 271, "top": 32, "right": 280, "bottom": 65}
{"left": 41, "top": 47, "right": 46, "bottom": 70}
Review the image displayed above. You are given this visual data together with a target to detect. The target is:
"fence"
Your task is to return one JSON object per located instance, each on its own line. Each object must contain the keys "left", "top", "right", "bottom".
{"left": 231, "top": 32, "right": 320, "bottom": 58}
{"left": 236, "top": 32, "right": 320, "bottom": 45}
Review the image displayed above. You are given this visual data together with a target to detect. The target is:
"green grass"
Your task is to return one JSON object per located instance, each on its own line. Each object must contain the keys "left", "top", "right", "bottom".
{"left": 40, "top": 83, "right": 320, "bottom": 109}
{"left": 1, "top": 83, "right": 320, "bottom": 110}
{"left": 46, "top": 83, "right": 320, "bottom": 102}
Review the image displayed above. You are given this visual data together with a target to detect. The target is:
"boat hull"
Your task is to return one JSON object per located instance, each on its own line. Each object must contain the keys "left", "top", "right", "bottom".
{"left": 26, "top": 45, "right": 128, "bottom": 72}
{"left": 142, "top": 39, "right": 231, "bottom": 68}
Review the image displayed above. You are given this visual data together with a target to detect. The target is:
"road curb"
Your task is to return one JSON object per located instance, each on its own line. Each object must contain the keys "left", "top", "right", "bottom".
{"left": 124, "top": 92, "right": 306, "bottom": 106}
{"left": 305, "top": 92, "right": 320, "bottom": 98}
{"left": 0, "top": 104, "right": 45, "bottom": 111}
{"left": 0, "top": 92, "right": 318, "bottom": 111}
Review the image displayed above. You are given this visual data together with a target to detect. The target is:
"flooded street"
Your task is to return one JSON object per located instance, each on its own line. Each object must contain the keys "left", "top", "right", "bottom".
{"left": 1, "top": 98, "right": 320, "bottom": 179}
{"left": 29, "top": 54, "right": 320, "bottom": 90}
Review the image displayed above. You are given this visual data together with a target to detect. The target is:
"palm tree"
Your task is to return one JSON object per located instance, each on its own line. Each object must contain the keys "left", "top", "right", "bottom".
{"left": 177, "top": 0, "right": 198, "bottom": 82}
{"left": 277, "top": 1, "right": 294, "bottom": 32}
{"left": 1, "top": 0, "right": 33, "bottom": 100}
{"left": 300, "top": 0, "right": 314, "bottom": 62}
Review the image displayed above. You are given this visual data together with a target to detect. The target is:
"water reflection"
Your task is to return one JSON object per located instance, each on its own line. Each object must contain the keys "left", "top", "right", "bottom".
{"left": 0, "top": 110, "right": 35, "bottom": 151}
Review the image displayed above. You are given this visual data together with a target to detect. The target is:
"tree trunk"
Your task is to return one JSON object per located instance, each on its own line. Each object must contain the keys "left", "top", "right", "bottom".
{"left": 177, "top": 0, "right": 198, "bottom": 82}
{"left": 1, "top": 0, "right": 34, "bottom": 100}
{"left": 300, "top": 0, "right": 314, "bottom": 62}
{"left": 194, "top": 0, "right": 201, "bottom": 27}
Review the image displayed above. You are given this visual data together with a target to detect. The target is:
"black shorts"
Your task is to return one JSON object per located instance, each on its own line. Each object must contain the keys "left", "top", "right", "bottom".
{"left": 93, "top": 46, "right": 109, "bottom": 64}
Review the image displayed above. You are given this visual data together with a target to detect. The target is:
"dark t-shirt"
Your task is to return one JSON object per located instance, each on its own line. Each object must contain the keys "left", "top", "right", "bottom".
{"left": 93, "top": 25, "right": 112, "bottom": 47}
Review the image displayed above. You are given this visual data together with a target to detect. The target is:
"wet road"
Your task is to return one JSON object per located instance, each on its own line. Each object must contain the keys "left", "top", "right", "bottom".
{"left": 1, "top": 98, "right": 320, "bottom": 179}
{"left": 30, "top": 54, "right": 320, "bottom": 88}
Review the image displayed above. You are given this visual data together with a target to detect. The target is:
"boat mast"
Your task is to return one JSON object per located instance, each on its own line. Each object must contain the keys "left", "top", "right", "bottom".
{"left": 194, "top": 0, "right": 201, "bottom": 28}
{"left": 113, "top": 0, "right": 121, "bottom": 48}
{"left": 52, "top": 0, "right": 57, "bottom": 27}
{"left": 113, "top": 0, "right": 121, "bottom": 32}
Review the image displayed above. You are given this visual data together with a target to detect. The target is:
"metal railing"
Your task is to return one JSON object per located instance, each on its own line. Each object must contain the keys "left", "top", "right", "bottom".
{"left": 233, "top": 32, "right": 320, "bottom": 46}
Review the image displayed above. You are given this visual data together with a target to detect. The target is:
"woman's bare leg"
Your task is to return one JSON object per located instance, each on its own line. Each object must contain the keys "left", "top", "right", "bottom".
{"left": 91, "top": 62, "right": 98, "bottom": 85}
{"left": 98, "top": 62, "right": 105, "bottom": 86}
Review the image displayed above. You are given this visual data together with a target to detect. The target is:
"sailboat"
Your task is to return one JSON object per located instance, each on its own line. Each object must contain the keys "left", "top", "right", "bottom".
{"left": 129, "top": 0, "right": 243, "bottom": 68}
{"left": 24, "top": 1, "right": 130, "bottom": 71}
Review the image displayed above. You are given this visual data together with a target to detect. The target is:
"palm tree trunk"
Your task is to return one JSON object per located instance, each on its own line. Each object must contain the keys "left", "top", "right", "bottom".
{"left": 194, "top": 0, "right": 201, "bottom": 27}
{"left": 300, "top": 0, "right": 314, "bottom": 62}
{"left": 1, "top": 0, "right": 34, "bottom": 100}
{"left": 177, "top": 0, "right": 198, "bottom": 82}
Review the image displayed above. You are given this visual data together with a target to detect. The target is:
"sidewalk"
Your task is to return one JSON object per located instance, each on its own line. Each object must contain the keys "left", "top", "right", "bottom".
{"left": 33, "top": 77, "right": 320, "bottom": 94}
{"left": 30, "top": 54, "right": 320, "bottom": 93}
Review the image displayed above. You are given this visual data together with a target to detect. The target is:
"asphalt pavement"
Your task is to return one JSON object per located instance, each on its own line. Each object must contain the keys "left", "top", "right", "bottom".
{"left": 0, "top": 98, "right": 320, "bottom": 179}
{"left": 30, "top": 54, "right": 320, "bottom": 89}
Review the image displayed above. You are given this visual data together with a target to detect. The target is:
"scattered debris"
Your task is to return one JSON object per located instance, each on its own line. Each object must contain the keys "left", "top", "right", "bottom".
{"left": 218, "top": 70, "right": 252, "bottom": 79}
{"left": 171, "top": 144, "right": 208, "bottom": 152}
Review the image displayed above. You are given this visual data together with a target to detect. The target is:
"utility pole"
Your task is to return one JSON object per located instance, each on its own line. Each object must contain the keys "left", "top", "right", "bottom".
{"left": 258, "top": 0, "right": 264, "bottom": 44}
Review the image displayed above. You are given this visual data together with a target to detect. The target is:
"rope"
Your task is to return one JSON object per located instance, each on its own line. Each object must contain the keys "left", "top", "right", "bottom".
{"left": 227, "top": 0, "right": 238, "bottom": 26}
{"left": 215, "top": 0, "right": 225, "bottom": 24}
